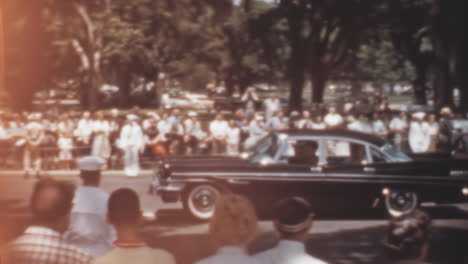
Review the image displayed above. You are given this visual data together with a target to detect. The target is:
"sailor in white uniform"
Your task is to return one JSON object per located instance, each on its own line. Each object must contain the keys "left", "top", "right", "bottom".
{"left": 119, "top": 115, "right": 144, "bottom": 177}
{"left": 64, "top": 156, "right": 116, "bottom": 257}
{"left": 409, "top": 112, "right": 430, "bottom": 153}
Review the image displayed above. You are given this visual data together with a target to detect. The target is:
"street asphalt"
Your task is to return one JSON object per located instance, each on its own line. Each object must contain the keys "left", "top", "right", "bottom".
{"left": 0, "top": 170, "right": 467, "bottom": 263}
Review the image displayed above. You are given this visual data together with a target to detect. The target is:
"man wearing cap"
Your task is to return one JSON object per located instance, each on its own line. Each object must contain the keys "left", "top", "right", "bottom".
{"left": 23, "top": 113, "right": 45, "bottom": 178}
{"left": 119, "top": 115, "right": 144, "bottom": 177}
{"left": 64, "top": 156, "right": 116, "bottom": 257}
{"left": 254, "top": 197, "right": 327, "bottom": 264}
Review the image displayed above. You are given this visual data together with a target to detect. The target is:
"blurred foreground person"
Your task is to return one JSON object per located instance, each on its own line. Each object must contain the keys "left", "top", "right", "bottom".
{"left": 4, "top": 179, "right": 92, "bottom": 264}
{"left": 95, "top": 188, "right": 176, "bottom": 264}
{"left": 64, "top": 156, "right": 116, "bottom": 257}
{"left": 382, "top": 209, "right": 432, "bottom": 264}
{"left": 119, "top": 115, "right": 144, "bottom": 177}
{"left": 194, "top": 194, "right": 258, "bottom": 264}
{"left": 255, "top": 197, "right": 327, "bottom": 264}
{"left": 23, "top": 113, "right": 45, "bottom": 178}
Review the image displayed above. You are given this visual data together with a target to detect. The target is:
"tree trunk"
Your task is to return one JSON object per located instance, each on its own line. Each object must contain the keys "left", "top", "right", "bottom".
{"left": 288, "top": 67, "right": 304, "bottom": 113}
{"left": 433, "top": 39, "right": 453, "bottom": 109}
{"left": 412, "top": 63, "right": 428, "bottom": 105}
{"left": 311, "top": 74, "right": 327, "bottom": 104}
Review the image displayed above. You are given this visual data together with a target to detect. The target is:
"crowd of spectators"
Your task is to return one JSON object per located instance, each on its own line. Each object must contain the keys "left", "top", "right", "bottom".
{"left": 1, "top": 157, "right": 436, "bottom": 264}
{"left": 0, "top": 88, "right": 466, "bottom": 176}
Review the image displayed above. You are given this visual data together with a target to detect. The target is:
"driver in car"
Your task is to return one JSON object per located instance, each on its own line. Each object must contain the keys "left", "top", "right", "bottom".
{"left": 289, "top": 141, "right": 319, "bottom": 165}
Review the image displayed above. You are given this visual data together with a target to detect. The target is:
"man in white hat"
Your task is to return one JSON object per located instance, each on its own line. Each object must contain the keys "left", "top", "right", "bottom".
{"left": 409, "top": 112, "right": 430, "bottom": 153}
{"left": 64, "top": 156, "right": 116, "bottom": 257}
{"left": 24, "top": 113, "right": 45, "bottom": 178}
{"left": 119, "top": 115, "right": 144, "bottom": 177}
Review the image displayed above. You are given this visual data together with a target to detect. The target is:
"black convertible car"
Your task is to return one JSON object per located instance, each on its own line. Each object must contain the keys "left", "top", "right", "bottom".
{"left": 150, "top": 130, "right": 468, "bottom": 220}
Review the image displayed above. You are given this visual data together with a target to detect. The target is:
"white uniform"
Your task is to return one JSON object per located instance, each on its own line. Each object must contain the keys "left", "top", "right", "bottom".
{"left": 195, "top": 246, "right": 258, "bottom": 264}
{"left": 226, "top": 126, "right": 241, "bottom": 156}
{"left": 324, "top": 113, "right": 343, "bottom": 128}
{"left": 255, "top": 240, "right": 327, "bottom": 264}
{"left": 119, "top": 123, "right": 144, "bottom": 177}
{"left": 75, "top": 119, "right": 94, "bottom": 145}
{"left": 409, "top": 121, "right": 430, "bottom": 153}
{"left": 64, "top": 186, "right": 116, "bottom": 257}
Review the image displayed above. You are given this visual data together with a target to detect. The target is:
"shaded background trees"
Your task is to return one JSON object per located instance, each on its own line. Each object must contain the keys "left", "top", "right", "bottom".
{"left": 2, "top": 0, "right": 468, "bottom": 112}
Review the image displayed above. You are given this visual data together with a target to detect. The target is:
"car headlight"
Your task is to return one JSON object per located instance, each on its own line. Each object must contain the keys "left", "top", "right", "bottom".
{"left": 462, "top": 187, "right": 468, "bottom": 196}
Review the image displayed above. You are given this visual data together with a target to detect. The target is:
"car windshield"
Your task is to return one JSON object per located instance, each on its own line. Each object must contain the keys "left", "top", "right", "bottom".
{"left": 250, "top": 134, "right": 279, "bottom": 163}
{"left": 381, "top": 144, "right": 412, "bottom": 162}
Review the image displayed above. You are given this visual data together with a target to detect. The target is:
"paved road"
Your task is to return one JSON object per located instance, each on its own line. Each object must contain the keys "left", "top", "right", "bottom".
{"left": 1, "top": 171, "right": 468, "bottom": 264}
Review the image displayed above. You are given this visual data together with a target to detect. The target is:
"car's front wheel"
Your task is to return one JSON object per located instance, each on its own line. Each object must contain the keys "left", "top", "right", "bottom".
{"left": 385, "top": 190, "right": 418, "bottom": 217}
{"left": 184, "top": 184, "right": 221, "bottom": 220}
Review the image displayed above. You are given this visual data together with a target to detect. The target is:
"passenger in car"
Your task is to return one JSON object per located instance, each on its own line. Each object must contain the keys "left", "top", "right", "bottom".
{"left": 288, "top": 141, "right": 319, "bottom": 165}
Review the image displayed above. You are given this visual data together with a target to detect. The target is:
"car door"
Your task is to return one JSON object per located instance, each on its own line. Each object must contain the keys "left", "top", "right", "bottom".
{"left": 321, "top": 138, "right": 383, "bottom": 216}
{"left": 238, "top": 136, "right": 328, "bottom": 218}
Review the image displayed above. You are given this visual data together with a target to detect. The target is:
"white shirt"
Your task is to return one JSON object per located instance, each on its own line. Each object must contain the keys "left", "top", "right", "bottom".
{"left": 65, "top": 186, "right": 115, "bottom": 257}
{"left": 227, "top": 127, "right": 241, "bottom": 145}
{"left": 347, "top": 120, "right": 372, "bottom": 134}
{"left": 195, "top": 246, "right": 258, "bottom": 264}
{"left": 75, "top": 119, "right": 94, "bottom": 143}
{"left": 264, "top": 98, "right": 281, "bottom": 115}
{"left": 324, "top": 113, "right": 343, "bottom": 128}
{"left": 93, "top": 120, "right": 111, "bottom": 135}
{"left": 119, "top": 123, "right": 144, "bottom": 150}
{"left": 255, "top": 240, "right": 327, "bottom": 264}
{"left": 210, "top": 120, "right": 229, "bottom": 139}
{"left": 389, "top": 117, "right": 408, "bottom": 132}
{"left": 409, "top": 121, "right": 430, "bottom": 153}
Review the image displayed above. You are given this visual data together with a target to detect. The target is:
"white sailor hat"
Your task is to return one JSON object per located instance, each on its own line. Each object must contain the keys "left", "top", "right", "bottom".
{"left": 77, "top": 156, "right": 105, "bottom": 172}
{"left": 188, "top": 111, "right": 198, "bottom": 117}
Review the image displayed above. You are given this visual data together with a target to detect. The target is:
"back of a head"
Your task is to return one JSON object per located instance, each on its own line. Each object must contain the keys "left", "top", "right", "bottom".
{"left": 30, "top": 179, "right": 75, "bottom": 224}
{"left": 108, "top": 188, "right": 141, "bottom": 226}
{"left": 274, "top": 197, "right": 314, "bottom": 238}
{"left": 210, "top": 194, "right": 258, "bottom": 247}
{"left": 383, "top": 209, "right": 432, "bottom": 261}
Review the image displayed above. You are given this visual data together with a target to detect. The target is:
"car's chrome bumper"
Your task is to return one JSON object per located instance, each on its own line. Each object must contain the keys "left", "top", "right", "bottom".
{"left": 150, "top": 177, "right": 184, "bottom": 203}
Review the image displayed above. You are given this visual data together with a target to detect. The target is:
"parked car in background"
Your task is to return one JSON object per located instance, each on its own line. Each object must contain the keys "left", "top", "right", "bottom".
{"left": 150, "top": 130, "right": 468, "bottom": 220}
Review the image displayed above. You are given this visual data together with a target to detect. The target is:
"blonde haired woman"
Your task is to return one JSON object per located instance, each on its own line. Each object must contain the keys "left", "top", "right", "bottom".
{"left": 194, "top": 194, "right": 259, "bottom": 264}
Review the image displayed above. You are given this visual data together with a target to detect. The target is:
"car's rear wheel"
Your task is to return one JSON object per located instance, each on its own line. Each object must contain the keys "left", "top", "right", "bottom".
{"left": 385, "top": 190, "right": 418, "bottom": 217}
{"left": 184, "top": 184, "right": 221, "bottom": 220}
